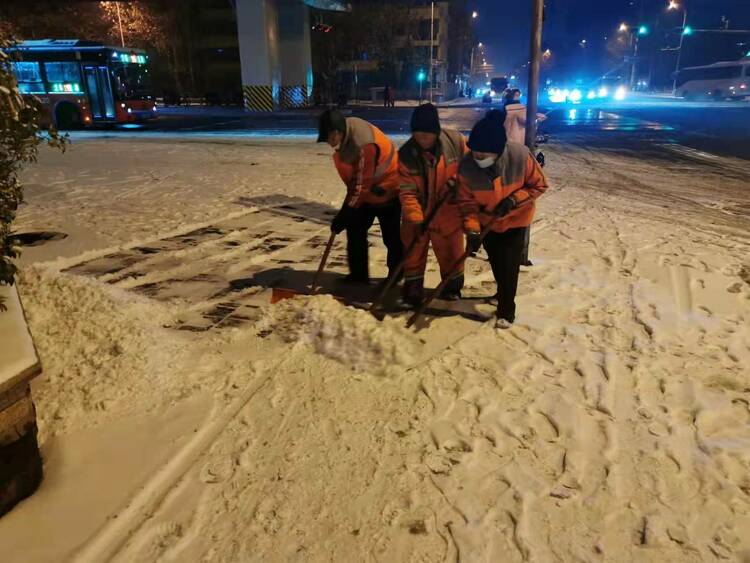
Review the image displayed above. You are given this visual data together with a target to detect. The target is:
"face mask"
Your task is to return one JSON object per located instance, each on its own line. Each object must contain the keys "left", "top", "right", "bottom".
{"left": 474, "top": 156, "right": 496, "bottom": 169}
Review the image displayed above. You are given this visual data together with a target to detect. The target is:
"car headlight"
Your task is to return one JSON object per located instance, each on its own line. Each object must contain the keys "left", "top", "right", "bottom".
{"left": 587, "top": 90, "right": 597, "bottom": 100}
{"left": 549, "top": 88, "right": 567, "bottom": 103}
{"left": 569, "top": 89, "right": 582, "bottom": 102}
{"left": 614, "top": 86, "right": 627, "bottom": 101}
{"left": 598, "top": 87, "right": 608, "bottom": 97}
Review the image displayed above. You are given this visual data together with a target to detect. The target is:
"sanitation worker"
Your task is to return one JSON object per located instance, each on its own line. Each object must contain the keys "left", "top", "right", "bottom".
{"left": 457, "top": 109, "right": 549, "bottom": 329}
{"left": 398, "top": 103, "right": 469, "bottom": 308}
{"left": 317, "top": 109, "right": 403, "bottom": 284}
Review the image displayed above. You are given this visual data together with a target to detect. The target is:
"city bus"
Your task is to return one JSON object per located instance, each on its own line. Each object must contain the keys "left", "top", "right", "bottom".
{"left": 675, "top": 58, "right": 750, "bottom": 101}
{"left": 4, "top": 39, "right": 157, "bottom": 128}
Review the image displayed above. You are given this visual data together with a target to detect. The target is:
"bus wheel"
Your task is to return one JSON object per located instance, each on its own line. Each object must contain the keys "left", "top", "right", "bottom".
{"left": 55, "top": 103, "right": 83, "bottom": 130}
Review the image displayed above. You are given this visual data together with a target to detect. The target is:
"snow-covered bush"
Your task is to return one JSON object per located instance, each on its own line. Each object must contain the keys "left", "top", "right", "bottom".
{"left": 0, "top": 32, "right": 66, "bottom": 309}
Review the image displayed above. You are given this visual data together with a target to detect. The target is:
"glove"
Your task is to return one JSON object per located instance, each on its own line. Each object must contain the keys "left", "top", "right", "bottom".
{"left": 466, "top": 231, "right": 482, "bottom": 255}
{"left": 331, "top": 206, "right": 354, "bottom": 234}
{"left": 493, "top": 195, "right": 518, "bottom": 218}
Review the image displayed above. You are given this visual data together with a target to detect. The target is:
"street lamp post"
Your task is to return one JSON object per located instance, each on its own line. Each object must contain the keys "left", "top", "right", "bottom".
{"left": 115, "top": 2, "right": 125, "bottom": 48}
{"left": 429, "top": 1, "right": 435, "bottom": 103}
{"left": 669, "top": 2, "right": 689, "bottom": 95}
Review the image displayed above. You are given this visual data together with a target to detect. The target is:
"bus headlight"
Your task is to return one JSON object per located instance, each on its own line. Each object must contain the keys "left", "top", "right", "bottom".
{"left": 127, "top": 107, "right": 132, "bottom": 113}
{"left": 121, "top": 103, "right": 126, "bottom": 108}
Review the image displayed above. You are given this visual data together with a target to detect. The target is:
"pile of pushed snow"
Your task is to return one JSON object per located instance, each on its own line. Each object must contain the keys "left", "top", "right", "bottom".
{"left": 18, "top": 266, "right": 189, "bottom": 441}
{"left": 258, "top": 295, "right": 417, "bottom": 372}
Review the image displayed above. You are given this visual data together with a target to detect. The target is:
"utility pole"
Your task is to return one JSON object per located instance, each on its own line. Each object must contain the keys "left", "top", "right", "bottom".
{"left": 672, "top": 8, "right": 688, "bottom": 95}
{"left": 429, "top": 1, "right": 435, "bottom": 103}
{"left": 525, "top": 0, "right": 544, "bottom": 149}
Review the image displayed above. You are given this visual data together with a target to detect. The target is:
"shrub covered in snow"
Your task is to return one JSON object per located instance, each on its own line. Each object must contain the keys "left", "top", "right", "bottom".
{"left": 0, "top": 32, "right": 66, "bottom": 308}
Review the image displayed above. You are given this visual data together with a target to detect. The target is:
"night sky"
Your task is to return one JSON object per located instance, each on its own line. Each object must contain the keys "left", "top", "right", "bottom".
{"left": 475, "top": 0, "right": 750, "bottom": 75}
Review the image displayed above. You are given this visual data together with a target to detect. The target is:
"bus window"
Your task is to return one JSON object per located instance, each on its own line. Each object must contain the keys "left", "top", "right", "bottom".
{"left": 43, "top": 62, "right": 82, "bottom": 92}
{"left": 110, "top": 62, "right": 153, "bottom": 101}
{"left": 12, "top": 61, "right": 45, "bottom": 94}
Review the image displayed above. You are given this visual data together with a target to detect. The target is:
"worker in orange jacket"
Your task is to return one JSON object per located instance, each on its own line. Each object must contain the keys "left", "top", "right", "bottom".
{"left": 398, "top": 103, "right": 469, "bottom": 308}
{"left": 318, "top": 110, "right": 403, "bottom": 283}
{"left": 457, "top": 109, "right": 549, "bottom": 329}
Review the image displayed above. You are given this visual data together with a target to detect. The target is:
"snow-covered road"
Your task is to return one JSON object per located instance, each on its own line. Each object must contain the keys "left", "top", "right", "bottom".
{"left": 2, "top": 136, "right": 749, "bottom": 562}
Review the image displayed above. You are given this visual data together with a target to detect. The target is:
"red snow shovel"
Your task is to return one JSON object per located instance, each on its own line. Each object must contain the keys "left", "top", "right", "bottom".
{"left": 271, "top": 232, "right": 336, "bottom": 303}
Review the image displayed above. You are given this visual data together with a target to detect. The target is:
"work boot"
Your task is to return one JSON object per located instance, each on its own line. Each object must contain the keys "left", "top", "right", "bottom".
{"left": 440, "top": 289, "right": 462, "bottom": 301}
{"left": 402, "top": 277, "right": 424, "bottom": 308}
{"left": 494, "top": 317, "right": 514, "bottom": 330}
{"left": 394, "top": 296, "right": 421, "bottom": 310}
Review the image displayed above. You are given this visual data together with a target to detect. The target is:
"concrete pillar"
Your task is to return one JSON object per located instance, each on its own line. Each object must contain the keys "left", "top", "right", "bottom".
{"left": 236, "top": 0, "right": 281, "bottom": 111}
{"left": 277, "top": 0, "right": 313, "bottom": 108}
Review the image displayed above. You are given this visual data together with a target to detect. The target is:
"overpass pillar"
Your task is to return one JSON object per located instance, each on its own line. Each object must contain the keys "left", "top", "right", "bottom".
{"left": 277, "top": 0, "right": 313, "bottom": 108}
{"left": 236, "top": 0, "right": 312, "bottom": 111}
{"left": 236, "top": 0, "right": 281, "bottom": 111}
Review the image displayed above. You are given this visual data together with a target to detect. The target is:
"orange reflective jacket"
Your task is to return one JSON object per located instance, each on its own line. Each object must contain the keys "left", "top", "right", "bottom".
{"left": 457, "top": 142, "right": 549, "bottom": 234}
{"left": 398, "top": 129, "right": 468, "bottom": 232}
{"left": 333, "top": 117, "right": 399, "bottom": 208}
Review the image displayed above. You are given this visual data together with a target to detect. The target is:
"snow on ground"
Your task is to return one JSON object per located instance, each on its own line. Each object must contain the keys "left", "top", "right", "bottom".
{"left": 1, "top": 134, "right": 749, "bottom": 562}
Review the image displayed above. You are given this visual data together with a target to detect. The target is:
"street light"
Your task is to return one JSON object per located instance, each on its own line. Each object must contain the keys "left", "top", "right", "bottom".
{"left": 619, "top": 23, "right": 629, "bottom": 33}
{"left": 472, "top": 11, "right": 478, "bottom": 19}
{"left": 667, "top": 1, "right": 689, "bottom": 95}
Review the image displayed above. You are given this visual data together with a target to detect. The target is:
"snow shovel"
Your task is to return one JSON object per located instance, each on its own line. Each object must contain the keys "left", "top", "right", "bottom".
{"left": 270, "top": 231, "right": 336, "bottom": 303}
{"left": 406, "top": 218, "right": 496, "bottom": 328}
{"left": 369, "top": 188, "right": 455, "bottom": 313}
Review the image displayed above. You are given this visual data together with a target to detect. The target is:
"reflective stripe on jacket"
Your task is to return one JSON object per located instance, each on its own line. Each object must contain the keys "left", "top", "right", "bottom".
{"left": 333, "top": 117, "right": 399, "bottom": 208}
{"left": 397, "top": 128, "right": 468, "bottom": 230}
{"left": 457, "top": 142, "right": 549, "bottom": 234}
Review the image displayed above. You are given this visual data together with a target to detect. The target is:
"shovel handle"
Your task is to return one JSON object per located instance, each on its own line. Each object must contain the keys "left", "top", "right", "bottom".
{"left": 310, "top": 232, "right": 336, "bottom": 294}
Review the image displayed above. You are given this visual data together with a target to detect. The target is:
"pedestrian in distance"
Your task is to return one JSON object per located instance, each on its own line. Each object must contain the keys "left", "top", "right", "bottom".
{"left": 317, "top": 109, "right": 403, "bottom": 284}
{"left": 398, "top": 103, "right": 470, "bottom": 308}
{"left": 388, "top": 87, "right": 396, "bottom": 108}
{"left": 503, "top": 88, "right": 547, "bottom": 266}
{"left": 457, "top": 109, "right": 549, "bottom": 329}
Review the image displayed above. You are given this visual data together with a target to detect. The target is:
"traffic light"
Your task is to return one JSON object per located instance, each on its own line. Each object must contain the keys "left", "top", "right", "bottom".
{"left": 417, "top": 70, "right": 426, "bottom": 82}
{"left": 682, "top": 26, "right": 693, "bottom": 35}
{"left": 638, "top": 25, "right": 649, "bottom": 36}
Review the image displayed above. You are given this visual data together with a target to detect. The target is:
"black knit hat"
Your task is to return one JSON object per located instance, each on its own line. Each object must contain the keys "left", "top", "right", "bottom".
{"left": 468, "top": 109, "right": 507, "bottom": 154}
{"left": 317, "top": 109, "right": 347, "bottom": 142}
{"left": 410, "top": 103, "right": 441, "bottom": 134}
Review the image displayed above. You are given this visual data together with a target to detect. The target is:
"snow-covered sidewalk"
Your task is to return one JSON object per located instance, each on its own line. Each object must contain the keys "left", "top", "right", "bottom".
{"left": 1, "top": 136, "right": 749, "bottom": 562}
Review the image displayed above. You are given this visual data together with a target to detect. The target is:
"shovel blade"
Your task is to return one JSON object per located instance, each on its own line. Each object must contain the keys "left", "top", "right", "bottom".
{"left": 271, "top": 287, "right": 304, "bottom": 304}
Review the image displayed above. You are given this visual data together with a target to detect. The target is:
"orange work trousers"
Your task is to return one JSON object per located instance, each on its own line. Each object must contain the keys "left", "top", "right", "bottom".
{"left": 401, "top": 205, "right": 465, "bottom": 300}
